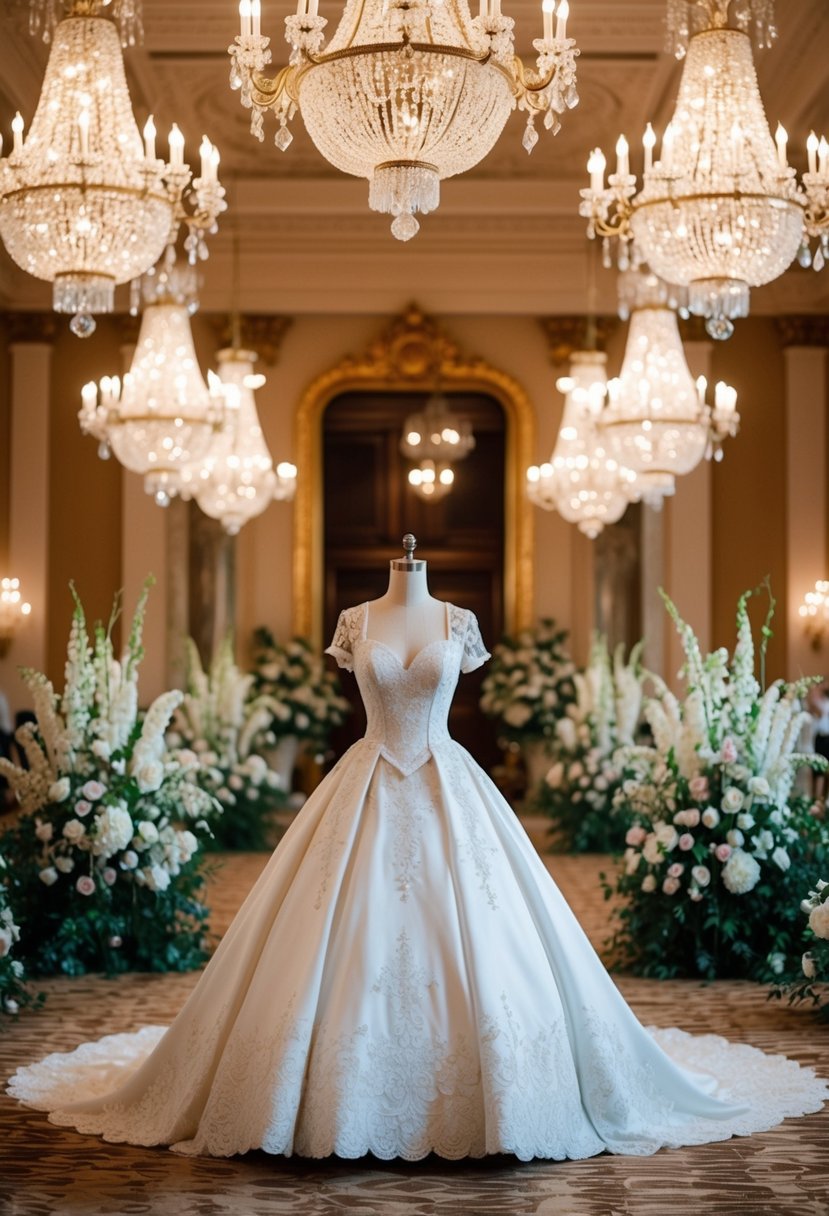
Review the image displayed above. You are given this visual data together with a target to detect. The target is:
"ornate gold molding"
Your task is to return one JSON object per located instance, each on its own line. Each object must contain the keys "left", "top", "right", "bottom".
{"left": 207, "top": 314, "right": 293, "bottom": 364}
{"left": 775, "top": 316, "right": 829, "bottom": 348}
{"left": 293, "top": 305, "right": 536, "bottom": 643}
{"left": 1, "top": 311, "right": 58, "bottom": 344}
{"left": 537, "top": 316, "right": 617, "bottom": 366}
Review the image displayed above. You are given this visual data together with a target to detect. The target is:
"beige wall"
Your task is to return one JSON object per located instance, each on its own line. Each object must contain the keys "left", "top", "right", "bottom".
{"left": 0, "top": 309, "right": 825, "bottom": 712}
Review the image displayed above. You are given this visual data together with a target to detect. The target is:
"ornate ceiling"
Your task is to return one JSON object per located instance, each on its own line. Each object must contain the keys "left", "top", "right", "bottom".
{"left": 0, "top": 0, "right": 827, "bottom": 314}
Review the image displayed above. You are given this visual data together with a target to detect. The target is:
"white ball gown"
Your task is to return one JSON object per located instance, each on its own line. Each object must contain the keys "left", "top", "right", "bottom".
{"left": 8, "top": 603, "right": 828, "bottom": 1160}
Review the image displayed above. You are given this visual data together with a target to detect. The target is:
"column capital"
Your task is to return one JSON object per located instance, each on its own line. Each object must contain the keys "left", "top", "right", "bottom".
{"left": 536, "top": 316, "right": 617, "bottom": 366}
{"left": 2, "top": 311, "right": 57, "bottom": 345}
{"left": 775, "top": 316, "right": 829, "bottom": 348}
{"left": 206, "top": 314, "right": 293, "bottom": 366}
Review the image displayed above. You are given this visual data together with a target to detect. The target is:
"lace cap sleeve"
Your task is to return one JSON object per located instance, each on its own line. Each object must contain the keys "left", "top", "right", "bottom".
{"left": 461, "top": 610, "right": 491, "bottom": 675}
{"left": 324, "top": 606, "right": 362, "bottom": 673}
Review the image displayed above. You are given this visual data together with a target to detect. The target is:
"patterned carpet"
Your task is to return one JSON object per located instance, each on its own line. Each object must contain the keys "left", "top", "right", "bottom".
{"left": 1, "top": 828, "right": 827, "bottom": 1216}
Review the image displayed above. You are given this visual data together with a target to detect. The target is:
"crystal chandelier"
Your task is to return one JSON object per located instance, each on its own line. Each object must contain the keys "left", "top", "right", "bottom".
{"left": 603, "top": 268, "right": 740, "bottom": 501}
{"left": 0, "top": 578, "right": 32, "bottom": 657}
{"left": 0, "top": 0, "right": 225, "bottom": 336}
{"left": 526, "top": 351, "right": 636, "bottom": 539}
{"left": 79, "top": 256, "right": 224, "bottom": 506}
{"left": 401, "top": 392, "right": 474, "bottom": 501}
{"left": 188, "top": 347, "right": 298, "bottom": 535}
{"left": 229, "top": 0, "right": 579, "bottom": 240}
{"left": 579, "top": 0, "right": 828, "bottom": 339}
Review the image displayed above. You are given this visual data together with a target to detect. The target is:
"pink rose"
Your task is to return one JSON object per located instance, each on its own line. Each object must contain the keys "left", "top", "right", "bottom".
{"left": 721, "top": 737, "right": 738, "bottom": 764}
{"left": 625, "top": 825, "right": 647, "bottom": 847}
{"left": 108, "top": 935, "right": 123, "bottom": 948}
{"left": 689, "top": 775, "right": 709, "bottom": 801}
{"left": 81, "top": 780, "right": 105, "bottom": 802}
{"left": 667, "top": 862, "right": 685, "bottom": 879}
{"left": 673, "top": 808, "right": 701, "bottom": 829}
{"left": 715, "top": 843, "right": 732, "bottom": 863}
{"left": 679, "top": 833, "right": 695, "bottom": 851}
{"left": 102, "top": 868, "right": 117, "bottom": 886}
{"left": 662, "top": 877, "right": 681, "bottom": 895}
{"left": 75, "top": 799, "right": 92, "bottom": 818}
{"left": 75, "top": 875, "right": 96, "bottom": 897}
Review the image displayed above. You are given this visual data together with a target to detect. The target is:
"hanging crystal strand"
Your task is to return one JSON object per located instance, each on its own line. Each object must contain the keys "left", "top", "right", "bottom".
{"left": 113, "top": 0, "right": 144, "bottom": 49}
{"left": 29, "top": 0, "right": 61, "bottom": 43}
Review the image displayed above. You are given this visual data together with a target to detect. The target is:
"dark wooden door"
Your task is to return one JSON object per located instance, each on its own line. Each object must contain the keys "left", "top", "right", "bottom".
{"left": 323, "top": 390, "right": 505, "bottom": 771}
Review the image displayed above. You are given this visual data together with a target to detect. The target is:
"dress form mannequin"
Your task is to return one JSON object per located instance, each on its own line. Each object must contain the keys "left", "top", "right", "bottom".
{"left": 365, "top": 534, "right": 447, "bottom": 667}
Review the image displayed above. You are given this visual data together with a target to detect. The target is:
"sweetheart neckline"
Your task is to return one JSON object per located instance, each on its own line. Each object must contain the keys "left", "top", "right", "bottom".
{"left": 358, "top": 636, "right": 455, "bottom": 673}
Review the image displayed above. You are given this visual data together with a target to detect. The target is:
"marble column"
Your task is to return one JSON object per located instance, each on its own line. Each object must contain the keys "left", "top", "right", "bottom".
{"left": 779, "top": 320, "right": 829, "bottom": 681}
{"left": 0, "top": 317, "right": 55, "bottom": 713}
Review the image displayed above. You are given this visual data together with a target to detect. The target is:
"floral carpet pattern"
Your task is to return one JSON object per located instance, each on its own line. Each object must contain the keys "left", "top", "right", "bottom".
{"left": 0, "top": 845, "right": 826, "bottom": 1216}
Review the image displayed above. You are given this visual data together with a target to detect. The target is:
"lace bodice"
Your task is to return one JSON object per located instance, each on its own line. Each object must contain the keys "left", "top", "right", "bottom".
{"left": 325, "top": 603, "right": 490, "bottom": 776}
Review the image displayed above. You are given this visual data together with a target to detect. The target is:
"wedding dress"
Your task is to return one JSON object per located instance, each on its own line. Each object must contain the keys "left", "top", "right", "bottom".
{"left": 8, "top": 603, "right": 828, "bottom": 1160}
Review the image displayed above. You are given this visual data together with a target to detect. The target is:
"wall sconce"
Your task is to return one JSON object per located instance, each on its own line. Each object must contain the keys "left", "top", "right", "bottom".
{"left": 798, "top": 580, "right": 829, "bottom": 649}
{"left": 0, "top": 578, "right": 32, "bottom": 657}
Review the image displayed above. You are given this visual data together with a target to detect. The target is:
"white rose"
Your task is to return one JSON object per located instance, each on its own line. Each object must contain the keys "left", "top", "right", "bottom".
{"left": 691, "top": 865, "right": 711, "bottom": 888}
{"left": 771, "top": 846, "right": 791, "bottom": 872}
{"left": 802, "top": 952, "right": 816, "bottom": 979}
{"left": 808, "top": 902, "right": 829, "bottom": 940}
{"left": 93, "top": 806, "right": 134, "bottom": 856}
{"left": 624, "top": 848, "right": 639, "bottom": 876}
{"left": 137, "top": 821, "right": 159, "bottom": 845}
{"left": 62, "top": 818, "right": 86, "bottom": 844}
{"left": 545, "top": 762, "right": 564, "bottom": 790}
{"left": 228, "top": 774, "right": 244, "bottom": 791}
{"left": 54, "top": 856, "right": 75, "bottom": 874}
{"left": 38, "top": 867, "right": 58, "bottom": 886}
{"left": 641, "top": 874, "right": 657, "bottom": 893}
{"left": 768, "top": 952, "right": 786, "bottom": 976}
{"left": 48, "top": 778, "right": 71, "bottom": 803}
{"left": 721, "top": 849, "right": 761, "bottom": 895}
{"left": 688, "top": 887, "right": 704, "bottom": 903}
{"left": 748, "top": 776, "right": 770, "bottom": 799}
{"left": 121, "top": 850, "right": 139, "bottom": 870}
{"left": 504, "top": 703, "right": 533, "bottom": 728}
{"left": 736, "top": 812, "right": 755, "bottom": 830}
{"left": 35, "top": 822, "right": 53, "bottom": 843}
{"left": 701, "top": 808, "right": 720, "bottom": 829}
{"left": 642, "top": 835, "right": 662, "bottom": 865}
{"left": 655, "top": 823, "right": 679, "bottom": 852}
{"left": 0, "top": 927, "right": 12, "bottom": 958}
{"left": 146, "top": 864, "right": 171, "bottom": 893}
{"left": 135, "top": 761, "right": 164, "bottom": 795}
{"left": 722, "top": 787, "right": 744, "bottom": 814}
{"left": 726, "top": 829, "right": 745, "bottom": 848}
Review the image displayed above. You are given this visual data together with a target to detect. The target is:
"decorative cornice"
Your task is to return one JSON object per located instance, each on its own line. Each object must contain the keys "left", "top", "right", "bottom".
{"left": 775, "top": 316, "right": 829, "bottom": 348}
{"left": 206, "top": 314, "right": 293, "bottom": 365}
{"left": 537, "top": 316, "right": 618, "bottom": 366}
{"left": 1, "top": 311, "right": 58, "bottom": 344}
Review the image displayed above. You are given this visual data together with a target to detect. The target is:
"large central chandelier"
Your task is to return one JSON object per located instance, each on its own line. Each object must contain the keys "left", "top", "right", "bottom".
{"left": 229, "top": 0, "right": 579, "bottom": 239}
{"left": 79, "top": 256, "right": 224, "bottom": 505}
{"left": 604, "top": 268, "right": 740, "bottom": 501}
{"left": 580, "top": 0, "right": 828, "bottom": 338}
{"left": 0, "top": 0, "right": 225, "bottom": 335}
{"left": 526, "top": 351, "right": 636, "bottom": 539}
{"left": 189, "top": 347, "right": 298, "bottom": 535}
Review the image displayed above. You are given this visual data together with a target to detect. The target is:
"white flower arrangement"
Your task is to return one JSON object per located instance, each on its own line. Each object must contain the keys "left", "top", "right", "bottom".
{"left": 479, "top": 619, "right": 575, "bottom": 743}
{"left": 606, "top": 585, "right": 829, "bottom": 982}
{"left": 774, "top": 879, "right": 829, "bottom": 1020}
{"left": 167, "top": 637, "right": 286, "bottom": 850}
{"left": 0, "top": 582, "right": 219, "bottom": 977}
{"left": 252, "top": 628, "right": 351, "bottom": 744}
{"left": 538, "top": 635, "right": 645, "bottom": 852}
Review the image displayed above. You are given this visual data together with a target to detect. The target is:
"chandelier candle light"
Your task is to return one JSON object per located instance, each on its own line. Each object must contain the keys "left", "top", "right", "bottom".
{"left": 0, "top": 578, "right": 32, "bottom": 657}
{"left": 228, "top": 0, "right": 579, "bottom": 239}
{"left": 79, "top": 257, "right": 225, "bottom": 506}
{"left": 579, "top": 0, "right": 828, "bottom": 339}
{"left": 0, "top": 0, "right": 225, "bottom": 336}
{"left": 526, "top": 351, "right": 636, "bottom": 539}
{"left": 191, "top": 347, "right": 298, "bottom": 535}
{"left": 799, "top": 581, "right": 829, "bottom": 650}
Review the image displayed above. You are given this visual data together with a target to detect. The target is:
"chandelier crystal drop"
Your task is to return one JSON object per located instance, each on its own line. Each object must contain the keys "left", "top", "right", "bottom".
{"left": 526, "top": 351, "right": 635, "bottom": 539}
{"left": 602, "top": 269, "right": 740, "bottom": 500}
{"left": 190, "top": 348, "right": 297, "bottom": 535}
{"left": 79, "top": 259, "right": 224, "bottom": 506}
{"left": 580, "top": 0, "right": 828, "bottom": 339}
{"left": 0, "top": 1, "right": 225, "bottom": 336}
{"left": 229, "top": 0, "right": 580, "bottom": 239}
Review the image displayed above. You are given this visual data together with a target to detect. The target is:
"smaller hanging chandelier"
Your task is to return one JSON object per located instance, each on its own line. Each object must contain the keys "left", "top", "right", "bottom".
{"left": 799, "top": 581, "right": 829, "bottom": 649}
{"left": 579, "top": 0, "right": 828, "bottom": 339}
{"left": 526, "top": 350, "right": 636, "bottom": 538}
{"left": 0, "top": 578, "right": 32, "bottom": 657}
{"left": 229, "top": 0, "right": 579, "bottom": 239}
{"left": 601, "top": 268, "right": 740, "bottom": 502}
{"left": 79, "top": 254, "right": 224, "bottom": 506}
{"left": 188, "top": 347, "right": 297, "bottom": 535}
{"left": 0, "top": 0, "right": 225, "bottom": 336}
{"left": 408, "top": 459, "right": 455, "bottom": 502}
{"left": 401, "top": 392, "right": 474, "bottom": 502}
